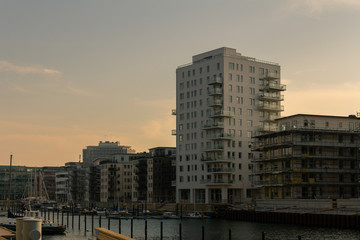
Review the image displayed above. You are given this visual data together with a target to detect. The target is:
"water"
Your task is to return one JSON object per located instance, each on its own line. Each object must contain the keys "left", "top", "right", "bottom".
{"left": 2, "top": 214, "right": 360, "bottom": 240}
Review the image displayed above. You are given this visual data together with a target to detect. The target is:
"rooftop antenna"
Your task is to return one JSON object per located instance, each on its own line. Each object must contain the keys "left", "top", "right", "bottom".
{"left": 79, "top": 154, "right": 81, "bottom": 163}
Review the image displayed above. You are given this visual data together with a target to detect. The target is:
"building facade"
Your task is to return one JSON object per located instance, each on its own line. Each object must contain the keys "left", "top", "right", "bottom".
{"left": 175, "top": 47, "right": 285, "bottom": 204}
{"left": 252, "top": 114, "right": 360, "bottom": 199}
{"left": 82, "top": 141, "right": 135, "bottom": 166}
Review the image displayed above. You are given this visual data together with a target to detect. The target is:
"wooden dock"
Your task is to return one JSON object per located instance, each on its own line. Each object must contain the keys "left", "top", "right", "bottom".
{"left": 0, "top": 226, "right": 15, "bottom": 240}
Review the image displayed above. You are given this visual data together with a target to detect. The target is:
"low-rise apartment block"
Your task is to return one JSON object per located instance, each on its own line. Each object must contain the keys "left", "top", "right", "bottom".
{"left": 252, "top": 114, "right": 360, "bottom": 199}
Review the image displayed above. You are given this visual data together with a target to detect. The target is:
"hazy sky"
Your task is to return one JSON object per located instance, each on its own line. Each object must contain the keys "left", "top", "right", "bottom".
{"left": 1, "top": 0, "right": 360, "bottom": 167}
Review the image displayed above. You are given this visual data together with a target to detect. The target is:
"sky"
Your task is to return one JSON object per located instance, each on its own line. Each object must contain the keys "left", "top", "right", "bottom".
{"left": 1, "top": 0, "right": 360, "bottom": 167}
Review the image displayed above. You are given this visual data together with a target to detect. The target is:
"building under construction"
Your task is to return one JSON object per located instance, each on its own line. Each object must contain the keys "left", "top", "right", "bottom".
{"left": 252, "top": 114, "right": 360, "bottom": 200}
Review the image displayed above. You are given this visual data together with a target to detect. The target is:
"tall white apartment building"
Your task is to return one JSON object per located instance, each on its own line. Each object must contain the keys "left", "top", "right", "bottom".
{"left": 175, "top": 47, "right": 285, "bottom": 204}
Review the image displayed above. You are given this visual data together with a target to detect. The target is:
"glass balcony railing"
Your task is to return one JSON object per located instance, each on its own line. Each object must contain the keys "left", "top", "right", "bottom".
{"left": 207, "top": 133, "right": 235, "bottom": 139}
{"left": 209, "top": 110, "right": 234, "bottom": 118}
{"left": 201, "top": 145, "right": 224, "bottom": 152}
{"left": 207, "top": 99, "right": 223, "bottom": 107}
{"left": 207, "top": 76, "right": 223, "bottom": 85}
{"left": 171, "top": 109, "right": 176, "bottom": 115}
{"left": 201, "top": 157, "right": 235, "bottom": 162}
{"left": 200, "top": 179, "right": 234, "bottom": 185}
{"left": 201, "top": 122, "right": 224, "bottom": 129}
{"left": 260, "top": 83, "right": 286, "bottom": 91}
{"left": 257, "top": 104, "right": 284, "bottom": 111}
{"left": 257, "top": 93, "right": 284, "bottom": 101}
{"left": 207, "top": 167, "right": 235, "bottom": 173}
{"left": 208, "top": 88, "right": 223, "bottom": 96}
{"left": 260, "top": 72, "right": 280, "bottom": 79}
{"left": 171, "top": 129, "right": 176, "bottom": 135}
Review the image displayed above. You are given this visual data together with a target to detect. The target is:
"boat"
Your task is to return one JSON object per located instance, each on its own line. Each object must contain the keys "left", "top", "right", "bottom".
{"left": 0, "top": 154, "right": 66, "bottom": 235}
{"left": 0, "top": 209, "right": 66, "bottom": 235}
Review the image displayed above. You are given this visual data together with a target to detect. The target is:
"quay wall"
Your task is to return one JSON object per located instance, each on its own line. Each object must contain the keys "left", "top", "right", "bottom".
{"left": 226, "top": 210, "right": 360, "bottom": 230}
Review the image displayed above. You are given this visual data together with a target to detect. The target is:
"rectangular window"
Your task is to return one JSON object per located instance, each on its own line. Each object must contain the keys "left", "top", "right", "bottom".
{"left": 228, "top": 73, "right": 232, "bottom": 80}
{"left": 229, "top": 85, "right": 232, "bottom": 91}
{"left": 217, "top": 62, "right": 220, "bottom": 70}
{"left": 229, "top": 62, "right": 234, "bottom": 70}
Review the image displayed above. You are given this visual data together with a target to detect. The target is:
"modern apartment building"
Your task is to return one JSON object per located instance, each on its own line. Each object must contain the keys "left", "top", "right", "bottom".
{"left": 252, "top": 114, "right": 360, "bottom": 200}
{"left": 175, "top": 47, "right": 285, "bottom": 204}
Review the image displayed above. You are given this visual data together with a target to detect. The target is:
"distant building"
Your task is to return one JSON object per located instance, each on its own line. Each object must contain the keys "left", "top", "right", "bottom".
{"left": 40, "top": 167, "right": 64, "bottom": 201}
{"left": 65, "top": 162, "right": 87, "bottom": 205}
{"left": 252, "top": 114, "right": 360, "bottom": 199}
{"left": 82, "top": 141, "right": 135, "bottom": 166}
{"left": 99, "top": 153, "right": 147, "bottom": 204}
{"left": 55, "top": 170, "right": 69, "bottom": 203}
{"left": 0, "top": 166, "right": 33, "bottom": 200}
{"left": 175, "top": 47, "right": 285, "bottom": 204}
{"left": 133, "top": 147, "right": 176, "bottom": 203}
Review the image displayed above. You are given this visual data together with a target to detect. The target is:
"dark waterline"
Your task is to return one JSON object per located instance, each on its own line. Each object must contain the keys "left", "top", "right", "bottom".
{"left": 2, "top": 213, "right": 360, "bottom": 240}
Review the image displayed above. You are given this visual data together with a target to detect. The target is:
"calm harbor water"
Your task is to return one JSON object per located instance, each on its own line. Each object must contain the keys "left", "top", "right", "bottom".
{"left": 2, "top": 214, "right": 360, "bottom": 240}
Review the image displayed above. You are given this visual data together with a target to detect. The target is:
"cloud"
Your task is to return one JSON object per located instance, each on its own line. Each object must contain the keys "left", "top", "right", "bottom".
{"left": 67, "top": 85, "right": 97, "bottom": 97}
{"left": 287, "top": 0, "right": 360, "bottom": 14}
{"left": 0, "top": 61, "right": 61, "bottom": 76}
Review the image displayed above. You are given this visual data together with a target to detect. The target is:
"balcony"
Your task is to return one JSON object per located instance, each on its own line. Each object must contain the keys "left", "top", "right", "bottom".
{"left": 200, "top": 179, "right": 234, "bottom": 185}
{"left": 207, "top": 167, "right": 235, "bottom": 173}
{"left": 257, "top": 104, "right": 284, "bottom": 112}
{"left": 171, "top": 129, "right": 176, "bottom": 135}
{"left": 258, "top": 93, "right": 284, "bottom": 101}
{"left": 207, "top": 76, "right": 223, "bottom": 85}
{"left": 260, "top": 72, "right": 280, "bottom": 80}
{"left": 207, "top": 99, "right": 223, "bottom": 107}
{"left": 171, "top": 109, "right": 176, "bottom": 115}
{"left": 258, "top": 126, "right": 278, "bottom": 132}
{"left": 261, "top": 115, "right": 278, "bottom": 122}
{"left": 201, "top": 145, "right": 224, "bottom": 152}
{"left": 260, "top": 83, "right": 286, "bottom": 91}
{"left": 201, "top": 122, "right": 224, "bottom": 129}
{"left": 207, "top": 133, "right": 235, "bottom": 140}
{"left": 209, "top": 110, "right": 234, "bottom": 118}
{"left": 201, "top": 157, "right": 235, "bottom": 163}
{"left": 208, "top": 88, "right": 223, "bottom": 96}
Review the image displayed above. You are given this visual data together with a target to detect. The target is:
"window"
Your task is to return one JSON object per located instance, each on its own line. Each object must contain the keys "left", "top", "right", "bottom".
{"left": 238, "top": 175, "right": 242, "bottom": 181}
{"left": 207, "top": 65, "right": 210, "bottom": 72}
{"left": 229, "top": 84, "right": 232, "bottom": 91}
{"left": 179, "top": 135, "right": 183, "bottom": 142}
{"left": 247, "top": 120, "right": 253, "bottom": 127}
{"left": 247, "top": 109, "right": 253, "bottom": 116}
{"left": 228, "top": 73, "right": 232, "bottom": 80}
{"left": 217, "top": 62, "right": 220, "bottom": 70}
{"left": 229, "top": 62, "right": 234, "bottom": 70}
{"left": 200, "top": 67, "right": 202, "bottom": 74}
{"left": 238, "top": 163, "right": 242, "bottom": 169}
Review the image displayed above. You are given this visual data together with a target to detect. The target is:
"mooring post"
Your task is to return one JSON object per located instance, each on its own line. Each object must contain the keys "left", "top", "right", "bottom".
{"left": 108, "top": 216, "right": 110, "bottom": 230}
{"left": 72, "top": 209, "right": 74, "bottom": 229}
{"left": 118, "top": 218, "right": 121, "bottom": 234}
{"left": 99, "top": 215, "right": 102, "bottom": 228}
{"left": 78, "top": 211, "right": 81, "bottom": 230}
{"left": 131, "top": 218, "right": 133, "bottom": 238}
{"left": 92, "top": 213, "right": 94, "bottom": 235}
{"left": 229, "top": 228, "right": 232, "bottom": 240}
{"left": 67, "top": 211, "right": 69, "bottom": 227}
{"left": 145, "top": 220, "right": 148, "bottom": 240}
{"left": 202, "top": 226, "right": 205, "bottom": 240}
{"left": 160, "top": 221, "right": 163, "bottom": 240}
{"left": 179, "top": 223, "right": 182, "bottom": 240}
{"left": 61, "top": 210, "right": 64, "bottom": 225}
{"left": 298, "top": 236, "right": 301, "bottom": 240}
{"left": 262, "top": 231, "right": 265, "bottom": 240}
{"left": 84, "top": 211, "right": 87, "bottom": 233}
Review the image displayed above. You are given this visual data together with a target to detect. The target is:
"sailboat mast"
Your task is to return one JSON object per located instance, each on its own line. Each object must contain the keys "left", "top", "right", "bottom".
{"left": 7, "top": 154, "right": 13, "bottom": 209}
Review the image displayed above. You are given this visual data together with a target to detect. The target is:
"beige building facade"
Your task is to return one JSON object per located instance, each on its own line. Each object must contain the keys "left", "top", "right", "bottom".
{"left": 175, "top": 47, "right": 285, "bottom": 204}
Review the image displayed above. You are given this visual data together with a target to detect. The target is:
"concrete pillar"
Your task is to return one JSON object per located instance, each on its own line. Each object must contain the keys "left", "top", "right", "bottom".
{"left": 222, "top": 188, "right": 228, "bottom": 204}
{"left": 205, "top": 188, "right": 209, "bottom": 204}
